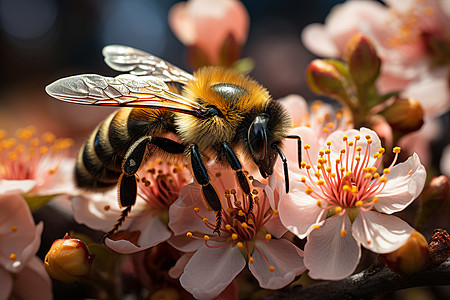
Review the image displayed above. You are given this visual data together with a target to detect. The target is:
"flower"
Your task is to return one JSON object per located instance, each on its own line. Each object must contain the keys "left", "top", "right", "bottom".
{"left": 0, "top": 126, "right": 75, "bottom": 197}
{"left": 168, "top": 168, "right": 305, "bottom": 299}
{"left": 72, "top": 158, "right": 192, "bottom": 254}
{"left": 301, "top": 0, "right": 450, "bottom": 116}
{"left": 168, "top": 0, "right": 249, "bottom": 68}
{"left": 0, "top": 191, "right": 52, "bottom": 299}
{"left": 278, "top": 127, "right": 427, "bottom": 280}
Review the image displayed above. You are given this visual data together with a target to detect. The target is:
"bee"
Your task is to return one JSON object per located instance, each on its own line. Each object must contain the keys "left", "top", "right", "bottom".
{"left": 46, "top": 45, "right": 301, "bottom": 236}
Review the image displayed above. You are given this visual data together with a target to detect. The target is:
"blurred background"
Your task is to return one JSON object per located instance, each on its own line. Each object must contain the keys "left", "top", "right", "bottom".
{"left": 0, "top": 0, "right": 345, "bottom": 145}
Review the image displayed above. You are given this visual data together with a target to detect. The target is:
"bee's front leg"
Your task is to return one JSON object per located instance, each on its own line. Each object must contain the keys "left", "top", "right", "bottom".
{"left": 190, "top": 144, "right": 222, "bottom": 235}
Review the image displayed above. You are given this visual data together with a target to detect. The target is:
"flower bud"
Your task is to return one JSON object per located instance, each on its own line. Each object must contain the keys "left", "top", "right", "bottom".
{"left": 306, "top": 59, "right": 350, "bottom": 102}
{"left": 44, "top": 234, "right": 94, "bottom": 282}
{"left": 383, "top": 231, "right": 429, "bottom": 275}
{"left": 346, "top": 34, "right": 381, "bottom": 86}
{"left": 428, "top": 229, "right": 450, "bottom": 266}
{"left": 414, "top": 176, "right": 449, "bottom": 229}
{"left": 380, "top": 97, "right": 424, "bottom": 134}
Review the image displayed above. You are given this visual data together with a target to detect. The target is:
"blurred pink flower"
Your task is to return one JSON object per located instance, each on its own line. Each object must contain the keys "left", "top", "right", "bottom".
{"left": 279, "top": 127, "right": 426, "bottom": 280}
{"left": 168, "top": 167, "right": 305, "bottom": 299}
{"left": 169, "top": 0, "right": 249, "bottom": 66}
{"left": 0, "top": 126, "right": 75, "bottom": 197}
{"left": 72, "top": 159, "right": 192, "bottom": 254}
{"left": 301, "top": 0, "right": 450, "bottom": 116}
{"left": 0, "top": 192, "right": 52, "bottom": 300}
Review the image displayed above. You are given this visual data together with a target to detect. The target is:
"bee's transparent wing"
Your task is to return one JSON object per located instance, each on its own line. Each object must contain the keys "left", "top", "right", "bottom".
{"left": 45, "top": 74, "right": 203, "bottom": 116}
{"left": 102, "top": 45, "right": 195, "bottom": 83}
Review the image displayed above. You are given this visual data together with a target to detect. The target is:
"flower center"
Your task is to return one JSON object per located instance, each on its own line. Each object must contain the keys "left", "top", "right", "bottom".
{"left": 0, "top": 126, "right": 72, "bottom": 181}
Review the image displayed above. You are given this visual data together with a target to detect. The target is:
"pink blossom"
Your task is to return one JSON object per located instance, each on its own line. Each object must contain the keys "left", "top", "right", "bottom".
{"left": 0, "top": 192, "right": 52, "bottom": 299}
{"left": 168, "top": 0, "right": 249, "bottom": 65}
{"left": 0, "top": 126, "right": 76, "bottom": 197}
{"left": 168, "top": 168, "right": 305, "bottom": 299}
{"left": 278, "top": 127, "right": 426, "bottom": 280}
{"left": 72, "top": 158, "right": 192, "bottom": 254}
{"left": 301, "top": 0, "right": 450, "bottom": 116}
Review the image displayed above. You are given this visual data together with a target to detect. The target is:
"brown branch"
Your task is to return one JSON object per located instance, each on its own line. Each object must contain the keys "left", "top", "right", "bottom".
{"left": 262, "top": 260, "right": 450, "bottom": 300}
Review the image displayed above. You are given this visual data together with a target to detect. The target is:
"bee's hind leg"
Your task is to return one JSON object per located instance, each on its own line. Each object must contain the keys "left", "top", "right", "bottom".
{"left": 190, "top": 144, "right": 222, "bottom": 235}
{"left": 221, "top": 142, "right": 253, "bottom": 212}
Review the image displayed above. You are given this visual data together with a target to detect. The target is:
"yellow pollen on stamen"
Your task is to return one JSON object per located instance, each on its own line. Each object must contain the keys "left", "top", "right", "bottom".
{"left": 194, "top": 207, "right": 200, "bottom": 213}
{"left": 326, "top": 167, "right": 332, "bottom": 173}
{"left": 225, "top": 224, "right": 232, "bottom": 230}
{"left": 393, "top": 147, "right": 401, "bottom": 153}
{"left": 368, "top": 167, "right": 377, "bottom": 173}
{"left": 367, "top": 240, "right": 372, "bottom": 244}
{"left": 355, "top": 156, "right": 361, "bottom": 161}
{"left": 335, "top": 206, "right": 343, "bottom": 213}
{"left": 343, "top": 185, "right": 351, "bottom": 192}
{"left": 306, "top": 164, "right": 312, "bottom": 170}
{"left": 351, "top": 186, "right": 358, "bottom": 194}
{"left": 304, "top": 144, "right": 311, "bottom": 150}
{"left": 315, "top": 172, "right": 321, "bottom": 178}
{"left": 186, "top": 232, "right": 193, "bottom": 237}
{"left": 230, "top": 189, "right": 237, "bottom": 195}
{"left": 104, "top": 205, "right": 110, "bottom": 211}
{"left": 238, "top": 210, "right": 245, "bottom": 217}
{"left": 237, "top": 242, "right": 244, "bottom": 250}
{"left": 365, "top": 134, "right": 371, "bottom": 140}
{"left": 340, "top": 230, "right": 347, "bottom": 237}
{"left": 367, "top": 139, "right": 372, "bottom": 144}
{"left": 374, "top": 173, "right": 380, "bottom": 179}
{"left": 348, "top": 141, "right": 354, "bottom": 146}
{"left": 305, "top": 186, "right": 313, "bottom": 195}
{"left": 383, "top": 169, "right": 390, "bottom": 174}
{"left": 10, "top": 253, "right": 16, "bottom": 261}
{"left": 374, "top": 153, "right": 381, "bottom": 159}
{"left": 317, "top": 180, "right": 325, "bottom": 186}
{"left": 365, "top": 173, "right": 372, "bottom": 179}
{"left": 317, "top": 200, "right": 322, "bottom": 207}
{"left": 340, "top": 149, "right": 345, "bottom": 154}
{"left": 248, "top": 219, "right": 254, "bottom": 225}
{"left": 249, "top": 257, "right": 254, "bottom": 263}
{"left": 319, "top": 150, "right": 325, "bottom": 156}
{"left": 378, "top": 148, "right": 385, "bottom": 154}
{"left": 342, "top": 136, "right": 348, "bottom": 142}
{"left": 335, "top": 158, "right": 341, "bottom": 164}
{"left": 252, "top": 189, "right": 258, "bottom": 195}
{"left": 300, "top": 177, "right": 306, "bottom": 183}
{"left": 265, "top": 234, "right": 272, "bottom": 240}
{"left": 202, "top": 218, "right": 209, "bottom": 223}
{"left": 313, "top": 224, "right": 320, "bottom": 229}
{"left": 326, "top": 141, "right": 331, "bottom": 146}
{"left": 272, "top": 209, "right": 279, "bottom": 215}
{"left": 355, "top": 135, "right": 360, "bottom": 140}
{"left": 318, "top": 158, "right": 324, "bottom": 164}
{"left": 409, "top": 170, "right": 413, "bottom": 175}
{"left": 325, "top": 149, "right": 331, "bottom": 155}
{"left": 355, "top": 201, "right": 364, "bottom": 207}
{"left": 301, "top": 162, "right": 307, "bottom": 168}
{"left": 340, "top": 167, "right": 346, "bottom": 172}
{"left": 330, "top": 173, "right": 336, "bottom": 178}
{"left": 241, "top": 222, "right": 248, "bottom": 229}
{"left": 356, "top": 146, "right": 362, "bottom": 152}
{"left": 373, "top": 197, "right": 379, "bottom": 203}
{"left": 203, "top": 235, "right": 210, "bottom": 241}
{"left": 232, "top": 233, "right": 238, "bottom": 240}
{"left": 40, "top": 146, "right": 49, "bottom": 155}
{"left": 379, "top": 177, "right": 387, "bottom": 183}
{"left": 234, "top": 200, "right": 241, "bottom": 206}
{"left": 269, "top": 266, "right": 275, "bottom": 272}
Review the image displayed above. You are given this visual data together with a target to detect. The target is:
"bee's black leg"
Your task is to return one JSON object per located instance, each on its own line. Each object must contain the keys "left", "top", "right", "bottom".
{"left": 108, "top": 136, "right": 186, "bottom": 237}
{"left": 286, "top": 135, "right": 302, "bottom": 169}
{"left": 190, "top": 144, "right": 222, "bottom": 235}
{"left": 272, "top": 144, "right": 289, "bottom": 193}
{"left": 221, "top": 142, "right": 253, "bottom": 212}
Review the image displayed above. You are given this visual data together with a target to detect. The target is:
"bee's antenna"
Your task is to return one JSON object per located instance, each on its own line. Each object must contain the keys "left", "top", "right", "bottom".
{"left": 272, "top": 144, "right": 289, "bottom": 193}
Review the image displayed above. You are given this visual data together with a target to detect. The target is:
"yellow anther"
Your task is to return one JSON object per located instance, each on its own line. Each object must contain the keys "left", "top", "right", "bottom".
{"left": 355, "top": 201, "right": 364, "bottom": 207}
{"left": 318, "top": 158, "right": 324, "bottom": 164}
{"left": 352, "top": 186, "right": 358, "bottom": 194}
{"left": 335, "top": 158, "right": 341, "bottom": 164}
{"left": 379, "top": 177, "right": 387, "bottom": 183}
{"left": 249, "top": 257, "right": 254, "bottom": 263}
{"left": 383, "top": 168, "right": 390, "bottom": 174}
{"left": 355, "top": 156, "right": 361, "bottom": 161}
{"left": 248, "top": 218, "right": 254, "bottom": 225}
{"left": 237, "top": 242, "right": 244, "bottom": 250}
{"left": 343, "top": 185, "right": 351, "bottom": 192}
{"left": 10, "top": 253, "right": 16, "bottom": 261}
{"left": 231, "top": 233, "right": 238, "bottom": 240}
{"left": 186, "top": 232, "right": 193, "bottom": 237}
{"left": 225, "top": 224, "right": 232, "bottom": 230}
{"left": 364, "top": 173, "right": 372, "bottom": 179}
{"left": 378, "top": 148, "right": 385, "bottom": 154}
{"left": 368, "top": 167, "right": 377, "bottom": 173}
{"left": 326, "top": 141, "right": 331, "bottom": 146}
{"left": 265, "top": 234, "right": 272, "bottom": 240}
{"left": 365, "top": 134, "right": 371, "bottom": 140}
{"left": 373, "top": 153, "right": 381, "bottom": 159}
{"left": 305, "top": 186, "right": 313, "bottom": 195}
{"left": 367, "top": 139, "right": 372, "bottom": 144}
{"left": 301, "top": 162, "right": 307, "bottom": 168}
{"left": 269, "top": 266, "right": 275, "bottom": 272}
{"left": 305, "top": 164, "right": 312, "bottom": 170}
{"left": 300, "top": 177, "right": 306, "bottom": 183}
{"left": 318, "top": 150, "right": 325, "bottom": 156}
{"left": 367, "top": 240, "right": 372, "bottom": 244}
{"left": 342, "top": 136, "right": 348, "bottom": 141}
{"left": 355, "top": 135, "right": 360, "bottom": 140}
{"left": 393, "top": 147, "right": 401, "bottom": 153}
{"left": 272, "top": 209, "right": 279, "bottom": 215}
{"left": 340, "top": 148, "right": 346, "bottom": 154}
{"left": 348, "top": 141, "right": 354, "bottom": 146}
{"left": 234, "top": 200, "right": 241, "bottom": 206}
{"left": 241, "top": 222, "right": 248, "bottom": 229}
{"left": 316, "top": 200, "right": 322, "bottom": 207}
{"left": 252, "top": 189, "right": 258, "bottom": 195}
{"left": 315, "top": 171, "right": 321, "bottom": 178}
{"left": 104, "top": 205, "right": 110, "bottom": 211}
{"left": 408, "top": 170, "right": 413, "bottom": 175}
{"left": 313, "top": 224, "right": 320, "bottom": 229}
{"left": 304, "top": 144, "right": 311, "bottom": 150}
{"left": 340, "top": 229, "right": 347, "bottom": 237}
{"left": 11, "top": 226, "right": 18, "bottom": 232}
{"left": 194, "top": 207, "right": 200, "bottom": 213}
{"left": 39, "top": 146, "right": 49, "bottom": 155}
{"left": 42, "top": 131, "right": 55, "bottom": 143}
{"left": 230, "top": 189, "right": 237, "bottom": 195}
{"left": 327, "top": 122, "right": 334, "bottom": 129}
{"left": 356, "top": 146, "right": 362, "bottom": 152}
{"left": 204, "top": 235, "right": 210, "bottom": 241}
{"left": 374, "top": 173, "right": 380, "bottom": 179}
{"left": 202, "top": 218, "right": 209, "bottom": 223}
{"left": 238, "top": 210, "right": 245, "bottom": 217}
{"left": 325, "top": 149, "right": 331, "bottom": 155}
{"left": 317, "top": 180, "right": 325, "bottom": 186}
{"left": 335, "top": 206, "right": 343, "bottom": 213}
{"left": 330, "top": 173, "right": 336, "bottom": 178}
{"left": 326, "top": 167, "right": 332, "bottom": 173}
{"left": 340, "top": 167, "right": 346, "bottom": 172}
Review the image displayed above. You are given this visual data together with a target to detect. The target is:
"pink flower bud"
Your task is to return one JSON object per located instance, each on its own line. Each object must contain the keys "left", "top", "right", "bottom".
{"left": 383, "top": 231, "right": 429, "bottom": 275}
{"left": 415, "top": 176, "right": 449, "bottom": 229}
{"left": 380, "top": 97, "right": 424, "bottom": 134}
{"left": 44, "top": 234, "right": 94, "bottom": 282}
{"left": 346, "top": 34, "right": 381, "bottom": 86}
{"left": 306, "top": 59, "right": 350, "bottom": 101}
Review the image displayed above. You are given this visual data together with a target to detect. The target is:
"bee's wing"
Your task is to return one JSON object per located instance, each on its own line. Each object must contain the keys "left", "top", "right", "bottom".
{"left": 102, "top": 45, "right": 195, "bottom": 84}
{"left": 45, "top": 73, "right": 204, "bottom": 116}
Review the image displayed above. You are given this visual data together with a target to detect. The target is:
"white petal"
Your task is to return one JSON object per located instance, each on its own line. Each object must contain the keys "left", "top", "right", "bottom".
{"left": 180, "top": 245, "right": 245, "bottom": 300}
{"left": 278, "top": 181, "right": 323, "bottom": 239}
{"left": 12, "top": 256, "right": 52, "bottom": 300}
{"left": 0, "top": 180, "right": 36, "bottom": 194}
{"left": 375, "top": 153, "right": 426, "bottom": 214}
{"left": 0, "top": 265, "right": 13, "bottom": 300}
{"left": 249, "top": 239, "right": 305, "bottom": 289}
{"left": 301, "top": 23, "right": 340, "bottom": 57}
{"left": 167, "top": 234, "right": 203, "bottom": 252}
{"left": 304, "top": 215, "right": 361, "bottom": 280}
{"left": 105, "top": 214, "right": 171, "bottom": 254}
{"left": 352, "top": 211, "right": 414, "bottom": 254}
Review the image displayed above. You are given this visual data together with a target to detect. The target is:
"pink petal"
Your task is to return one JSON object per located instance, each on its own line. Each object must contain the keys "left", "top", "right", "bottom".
{"left": 0, "top": 193, "right": 42, "bottom": 273}
{"left": 304, "top": 215, "right": 361, "bottom": 280}
{"left": 352, "top": 211, "right": 414, "bottom": 254}
{"left": 11, "top": 256, "right": 52, "bottom": 300}
{"left": 278, "top": 181, "right": 323, "bottom": 239}
{"left": 168, "top": 252, "right": 194, "bottom": 279}
{"left": 168, "top": 184, "right": 215, "bottom": 236}
{"left": 249, "top": 239, "right": 305, "bottom": 289}
{"left": 441, "top": 144, "right": 450, "bottom": 177}
{"left": 375, "top": 153, "right": 426, "bottom": 214}
{"left": 34, "top": 158, "right": 77, "bottom": 196}
{"left": 0, "top": 267, "right": 13, "bottom": 300}
{"left": 301, "top": 23, "right": 340, "bottom": 57}
{"left": 168, "top": 234, "right": 203, "bottom": 252}
{"left": 105, "top": 214, "right": 171, "bottom": 254}
{"left": 180, "top": 245, "right": 246, "bottom": 299}
{"left": 277, "top": 94, "right": 309, "bottom": 127}
{"left": 168, "top": 1, "right": 196, "bottom": 45}
{"left": 0, "top": 180, "right": 36, "bottom": 194}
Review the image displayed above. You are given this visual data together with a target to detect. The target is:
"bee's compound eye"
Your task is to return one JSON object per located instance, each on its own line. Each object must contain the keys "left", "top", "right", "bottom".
{"left": 248, "top": 115, "right": 268, "bottom": 161}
